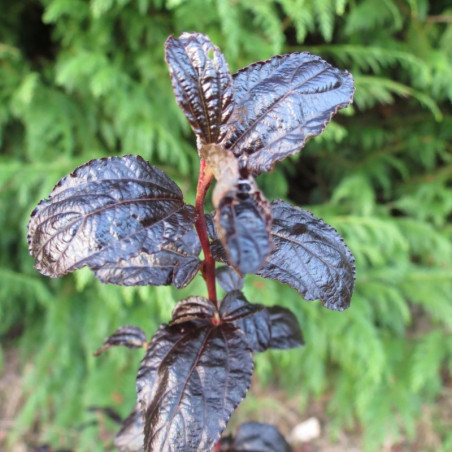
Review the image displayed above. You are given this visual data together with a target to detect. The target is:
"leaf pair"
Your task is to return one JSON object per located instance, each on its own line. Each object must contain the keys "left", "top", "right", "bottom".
{"left": 27, "top": 155, "right": 200, "bottom": 289}
{"left": 165, "top": 32, "right": 354, "bottom": 174}
{"left": 165, "top": 32, "right": 354, "bottom": 276}
{"left": 103, "top": 292, "right": 302, "bottom": 451}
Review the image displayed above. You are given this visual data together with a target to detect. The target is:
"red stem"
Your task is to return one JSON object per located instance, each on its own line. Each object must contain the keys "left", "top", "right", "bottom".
{"left": 194, "top": 158, "right": 217, "bottom": 306}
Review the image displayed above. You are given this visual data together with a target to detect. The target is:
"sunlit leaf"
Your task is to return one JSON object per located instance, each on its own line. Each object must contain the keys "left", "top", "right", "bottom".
{"left": 28, "top": 155, "right": 195, "bottom": 277}
{"left": 225, "top": 53, "right": 354, "bottom": 174}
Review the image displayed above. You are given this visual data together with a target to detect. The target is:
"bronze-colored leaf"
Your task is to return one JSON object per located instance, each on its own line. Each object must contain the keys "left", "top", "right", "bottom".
{"left": 165, "top": 33, "right": 234, "bottom": 148}
{"left": 170, "top": 295, "right": 216, "bottom": 325}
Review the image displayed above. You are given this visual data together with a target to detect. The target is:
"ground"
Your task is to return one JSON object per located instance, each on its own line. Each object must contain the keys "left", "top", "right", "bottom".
{"left": 1, "top": 347, "right": 450, "bottom": 451}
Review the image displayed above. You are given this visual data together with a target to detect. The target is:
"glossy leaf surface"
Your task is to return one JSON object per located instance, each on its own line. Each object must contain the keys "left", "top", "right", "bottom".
{"left": 258, "top": 200, "right": 355, "bottom": 311}
{"left": 267, "top": 306, "right": 304, "bottom": 350}
{"left": 165, "top": 33, "right": 234, "bottom": 147}
{"left": 222, "top": 422, "right": 292, "bottom": 452}
{"left": 93, "top": 325, "right": 147, "bottom": 356}
{"left": 220, "top": 291, "right": 303, "bottom": 352}
{"left": 94, "top": 229, "right": 201, "bottom": 289}
{"left": 216, "top": 266, "right": 244, "bottom": 292}
{"left": 28, "top": 155, "right": 195, "bottom": 277}
{"left": 137, "top": 311, "right": 253, "bottom": 451}
{"left": 215, "top": 178, "right": 272, "bottom": 275}
{"left": 225, "top": 53, "right": 354, "bottom": 174}
{"left": 115, "top": 406, "right": 144, "bottom": 452}
{"left": 220, "top": 291, "right": 271, "bottom": 353}
{"left": 170, "top": 295, "right": 216, "bottom": 325}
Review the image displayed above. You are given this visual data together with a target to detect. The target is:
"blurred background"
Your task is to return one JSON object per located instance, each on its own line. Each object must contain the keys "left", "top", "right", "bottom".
{"left": 1, "top": 0, "right": 451, "bottom": 451}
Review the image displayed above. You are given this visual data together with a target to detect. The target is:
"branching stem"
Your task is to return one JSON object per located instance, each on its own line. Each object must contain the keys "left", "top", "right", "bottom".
{"left": 194, "top": 158, "right": 217, "bottom": 306}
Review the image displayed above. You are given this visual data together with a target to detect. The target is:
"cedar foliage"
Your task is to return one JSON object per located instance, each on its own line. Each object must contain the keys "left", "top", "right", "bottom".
{"left": 1, "top": 0, "right": 451, "bottom": 450}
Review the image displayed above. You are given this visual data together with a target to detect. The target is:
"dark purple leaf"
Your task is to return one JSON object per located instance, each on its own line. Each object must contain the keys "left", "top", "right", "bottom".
{"left": 223, "top": 422, "right": 292, "bottom": 452}
{"left": 267, "top": 306, "right": 304, "bottom": 350}
{"left": 206, "top": 213, "right": 229, "bottom": 265}
{"left": 165, "top": 32, "right": 234, "bottom": 147}
{"left": 219, "top": 292, "right": 303, "bottom": 352}
{"left": 206, "top": 213, "right": 240, "bottom": 267}
{"left": 28, "top": 155, "right": 195, "bottom": 278}
{"left": 215, "top": 177, "right": 272, "bottom": 275}
{"left": 170, "top": 295, "right": 216, "bottom": 325}
{"left": 93, "top": 228, "right": 201, "bottom": 289}
{"left": 136, "top": 321, "right": 253, "bottom": 452}
{"left": 114, "top": 406, "right": 144, "bottom": 452}
{"left": 258, "top": 200, "right": 355, "bottom": 311}
{"left": 216, "top": 266, "right": 244, "bottom": 292}
{"left": 219, "top": 290, "right": 263, "bottom": 322}
{"left": 93, "top": 325, "right": 147, "bottom": 356}
{"left": 220, "top": 291, "right": 271, "bottom": 353}
{"left": 208, "top": 200, "right": 355, "bottom": 310}
{"left": 225, "top": 53, "right": 354, "bottom": 174}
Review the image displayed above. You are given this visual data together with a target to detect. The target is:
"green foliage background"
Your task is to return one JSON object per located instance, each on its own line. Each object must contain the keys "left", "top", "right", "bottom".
{"left": 1, "top": 0, "right": 451, "bottom": 450}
